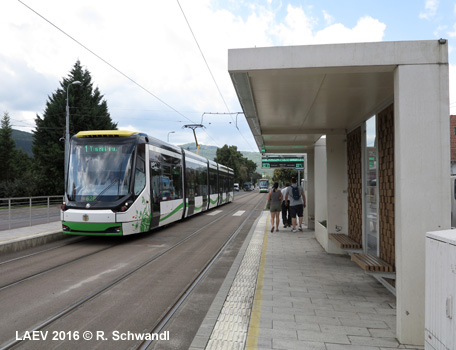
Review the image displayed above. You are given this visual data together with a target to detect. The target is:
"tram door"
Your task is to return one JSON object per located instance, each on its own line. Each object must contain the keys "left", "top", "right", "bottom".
{"left": 149, "top": 159, "right": 161, "bottom": 229}
{"left": 185, "top": 163, "right": 196, "bottom": 216}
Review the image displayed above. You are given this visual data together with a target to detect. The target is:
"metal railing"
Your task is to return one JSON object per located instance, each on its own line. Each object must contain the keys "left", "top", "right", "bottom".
{"left": 0, "top": 196, "right": 63, "bottom": 231}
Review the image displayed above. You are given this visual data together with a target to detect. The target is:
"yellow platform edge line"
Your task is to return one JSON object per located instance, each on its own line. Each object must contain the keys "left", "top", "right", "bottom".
{"left": 245, "top": 214, "right": 269, "bottom": 350}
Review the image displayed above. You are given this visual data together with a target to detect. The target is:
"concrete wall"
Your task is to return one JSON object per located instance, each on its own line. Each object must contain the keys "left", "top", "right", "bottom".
{"left": 394, "top": 62, "right": 450, "bottom": 345}
{"left": 306, "top": 150, "right": 315, "bottom": 230}
{"left": 314, "top": 138, "right": 328, "bottom": 248}
{"left": 326, "top": 134, "right": 349, "bottom": 254}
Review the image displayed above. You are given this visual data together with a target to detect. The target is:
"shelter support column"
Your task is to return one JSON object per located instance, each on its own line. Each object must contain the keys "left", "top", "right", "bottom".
{"left": 306, "top": 150, "right": 315, "bottom": 230}
{"left": 326, "top": 134, "right": 348, "bottom": 254}
{"left": 314, "top": 138, "right": 327, "bottom": 247}
{"left": 394, "top": 63, "right": 450, "bottom": 345}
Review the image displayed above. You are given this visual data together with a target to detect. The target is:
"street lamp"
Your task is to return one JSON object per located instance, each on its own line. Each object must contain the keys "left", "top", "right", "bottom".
{"left": 64, "top": 80, "right": 81, "bottom": 190}
{"left": 167, "top": 131, "right": 175, "bottom": 143}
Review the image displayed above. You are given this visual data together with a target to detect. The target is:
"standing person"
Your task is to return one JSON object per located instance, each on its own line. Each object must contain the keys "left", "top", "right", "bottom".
{"left": 281, "top": 182, "right": 291, "bottom": 228}
{"left": 285, "top": 177, "right": 306, "bottom": 232}
{"left": 268, "top": 182, "right": 283, "bottom": 233}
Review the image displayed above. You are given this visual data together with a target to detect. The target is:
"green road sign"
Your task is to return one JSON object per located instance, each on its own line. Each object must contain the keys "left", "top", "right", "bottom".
{"left": 262, "top": 157, "right": 305, "bottom": 169}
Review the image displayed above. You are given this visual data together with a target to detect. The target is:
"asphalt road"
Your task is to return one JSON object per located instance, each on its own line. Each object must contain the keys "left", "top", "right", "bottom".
{"left": 0, "top": 190, "right": 267, "bottom": 350}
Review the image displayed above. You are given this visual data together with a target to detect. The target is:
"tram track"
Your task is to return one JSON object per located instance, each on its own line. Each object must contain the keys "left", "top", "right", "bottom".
{"left": 138, "top": 194, "right": 263, "bottom": 350}
{"left": 0, "top": 192, "right": 266, "bottom": 350}
{"left": 0, "top": 192, "right": 253, "bottom": 291}
{"left": 0, "top": 237, "right": 87, "bottom": 266}
{"left": 0, "top": 243, "right": 120, "bottom": 291}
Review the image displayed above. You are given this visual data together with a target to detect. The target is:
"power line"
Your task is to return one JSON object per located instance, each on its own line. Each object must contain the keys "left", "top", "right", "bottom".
{"left": 175, "top": 0, "right": 256, "bottom": 152}
{"left": 17, "top": 1, "right": 256, "bottom": 151}
{"left": 17, "top": 0, "right": 197, "bottom": 127}
{"left": 17, "top": 0, "right": 227, "bottom": 149}
{"left": 176, "top": 0, "right": 232, "bottom": 116}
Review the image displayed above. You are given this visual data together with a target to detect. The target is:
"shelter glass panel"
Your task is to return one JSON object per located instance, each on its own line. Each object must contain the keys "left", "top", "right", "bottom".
{"left": 364, "top": 116, "right": 379, "bottom": 255}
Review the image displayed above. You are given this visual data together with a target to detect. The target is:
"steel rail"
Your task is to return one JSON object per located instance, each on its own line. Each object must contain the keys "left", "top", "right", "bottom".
{"left": 0, "top": 237, "right": 86, "bottom": 266}
{"left": 137, "top": 194, "right": 264, "bottom": 350}
{"left": 0, "top": 243, "right": 119, "bottom": 291}
{"left": 0, "top": 193, "right": 264, "bottom": 350}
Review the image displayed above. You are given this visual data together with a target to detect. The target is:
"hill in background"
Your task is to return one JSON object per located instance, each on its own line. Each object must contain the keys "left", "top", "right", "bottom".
{"left": 12, "top": 129, "right": 33, "bottom": 157}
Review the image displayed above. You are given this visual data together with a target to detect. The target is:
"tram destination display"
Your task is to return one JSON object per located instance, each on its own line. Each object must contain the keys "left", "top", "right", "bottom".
{"left": 262, "top": 156, "right": 304, "bottom": 169}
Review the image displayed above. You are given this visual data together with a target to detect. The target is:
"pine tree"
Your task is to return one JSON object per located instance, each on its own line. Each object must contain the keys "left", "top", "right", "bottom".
{"left": 0, "top": 112, "right": 16, "bottom": 183}
{"left": 33, "top": 60, "right": 117, "bottom": 194}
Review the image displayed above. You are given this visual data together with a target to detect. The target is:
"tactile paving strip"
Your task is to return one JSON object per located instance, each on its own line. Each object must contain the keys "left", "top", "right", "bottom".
{"left": 204, "top": 217, "right": 266, "bottom": 349}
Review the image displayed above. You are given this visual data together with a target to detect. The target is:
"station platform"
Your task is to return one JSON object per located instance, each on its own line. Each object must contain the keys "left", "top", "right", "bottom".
{"left": 0, "top": 214, "right": 424, "bottom": 349}
{"left": 0, "top": 221, "right": 63, "bottom": 254}
{"left": 191, "top": 211, "right": 424, "bottom": 350}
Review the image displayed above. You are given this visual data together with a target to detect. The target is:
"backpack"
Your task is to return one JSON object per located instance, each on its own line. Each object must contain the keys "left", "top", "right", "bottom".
{"left": 291, "top": 186, "right": 301, "bottom": 200}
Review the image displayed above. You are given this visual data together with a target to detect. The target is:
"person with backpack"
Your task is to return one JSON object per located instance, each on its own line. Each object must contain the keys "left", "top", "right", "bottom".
{"left": 285, "top": 177, "right": 306, "bottom": 232}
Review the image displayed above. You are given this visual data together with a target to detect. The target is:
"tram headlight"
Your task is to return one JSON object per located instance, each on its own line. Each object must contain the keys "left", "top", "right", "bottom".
{"left": 117, "top": 201, "right": 131, "bottom": 212}
{"left": 62, "top": 225, "right": 70, "bottom": 232}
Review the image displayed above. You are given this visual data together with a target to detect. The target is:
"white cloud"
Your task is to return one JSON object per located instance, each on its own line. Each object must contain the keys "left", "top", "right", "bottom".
{"left": 0, "top": 1, "right": 388, "bottom": 150}
{"left": 322, "top": 10, "right": 334, "bottom": 25}
{"left": 314, "top": 16, "right": 385, "bottom": 44}
{"left": 272, "top": 6, "right": 385, "bottom": 46}
{"left": 448, "top": 23, "right": 456, "bottom": 38}
{"left": 449, "top": 64, "right": 456, "bottom": 115}
{"left": 273, "top": 5, "right": 315, "bottom": 45}
{"left": 419, "top": 0, "right": 439, "bottom": 20}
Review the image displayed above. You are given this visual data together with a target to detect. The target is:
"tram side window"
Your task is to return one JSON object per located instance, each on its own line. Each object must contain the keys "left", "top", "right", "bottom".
{"left": 209, "top": 171, "right": 217, "bottom": 195}
{"left": 194, "top": 165, "right": 207, "bottom": 196}
{"left": 199, "top": 166, "right": 208, "bottom": 196}
{"left": 134, "top": 144, "right": 146, "bottom": 196}
{"left": 161, "top": 165, "right": 173, "bottom": 200}
{"left": 186, "top": 166, "right": 196, "bottom": 197}
{"left": 224, "top": 174, "right": 229, "bottom": 192}
{"left": 172, "top": 165, "right": 182, "bottom": 199}
{"left": 194, "top": 166, "right": 200, "bottom": 196}
{"left": 219, "top": 174, "right": 225, "bottom": 193}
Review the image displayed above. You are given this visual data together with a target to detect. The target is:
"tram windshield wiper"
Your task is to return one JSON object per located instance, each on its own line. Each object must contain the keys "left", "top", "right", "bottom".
{"left": 95, "top": 178, "right": 120, "bottom": 201}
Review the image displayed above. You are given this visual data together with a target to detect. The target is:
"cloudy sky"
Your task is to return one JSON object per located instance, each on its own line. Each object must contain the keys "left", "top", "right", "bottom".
{"left": 1, "top": 0, "right": 455, "bottom": 152}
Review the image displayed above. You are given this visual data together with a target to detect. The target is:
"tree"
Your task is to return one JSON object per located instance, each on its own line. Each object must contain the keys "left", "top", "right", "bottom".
{"left": 0, "top": 112, "right": 15, "bottom": 183}
{"left": 214, "top": 144, "right": 258, "bottom": 184}
{"left": 273, "top": 168, "right": 299, "bottom": 186}
{"left": 214, "top": 145, "right": 243, "bottom": 181}
{"left": 251, "top": 172, "right": 262, "bottom": 186}
{"left": 33, "top": 60, "right": 117, "bottom": 194}
{"left": 0, "top": 111, "right": 37, "bottom": 197}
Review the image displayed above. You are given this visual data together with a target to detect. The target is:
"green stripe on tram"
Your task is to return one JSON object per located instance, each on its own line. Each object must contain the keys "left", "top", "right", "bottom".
{"left": 63, "top": 221, "right": 123, "bottom": 236}
{"left": 160, "top": 203, "right": 184, "bottom": 222}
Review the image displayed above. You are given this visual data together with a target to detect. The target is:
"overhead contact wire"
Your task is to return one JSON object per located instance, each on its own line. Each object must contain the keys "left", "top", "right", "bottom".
{"left": 176, "top": 0, "right": 257, "bottom": 152}
{"left": 17, "top": 0, "right": 196, "bottom": 125}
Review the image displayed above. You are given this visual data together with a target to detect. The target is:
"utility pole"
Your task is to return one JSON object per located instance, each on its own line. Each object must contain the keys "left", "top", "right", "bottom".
{"left": 65, "top": 81, "right": 81, "bottom": 190}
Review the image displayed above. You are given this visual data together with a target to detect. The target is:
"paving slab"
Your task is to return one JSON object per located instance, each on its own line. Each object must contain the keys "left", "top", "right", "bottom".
{"left": 190, "top": 211, "right": 425, "bottom": 350}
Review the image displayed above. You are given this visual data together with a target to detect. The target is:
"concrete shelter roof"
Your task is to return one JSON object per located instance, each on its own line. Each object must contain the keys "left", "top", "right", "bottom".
{"left": 228, "top": 40, "right": 448, "bottom": 154}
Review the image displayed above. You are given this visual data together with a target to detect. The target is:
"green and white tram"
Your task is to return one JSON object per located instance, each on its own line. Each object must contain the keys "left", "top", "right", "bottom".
{"left": 61, "top": 130, "right": 234, "bottom": 236}
{"left": 258, "top": 178, "right": 269, "bottom": 193}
